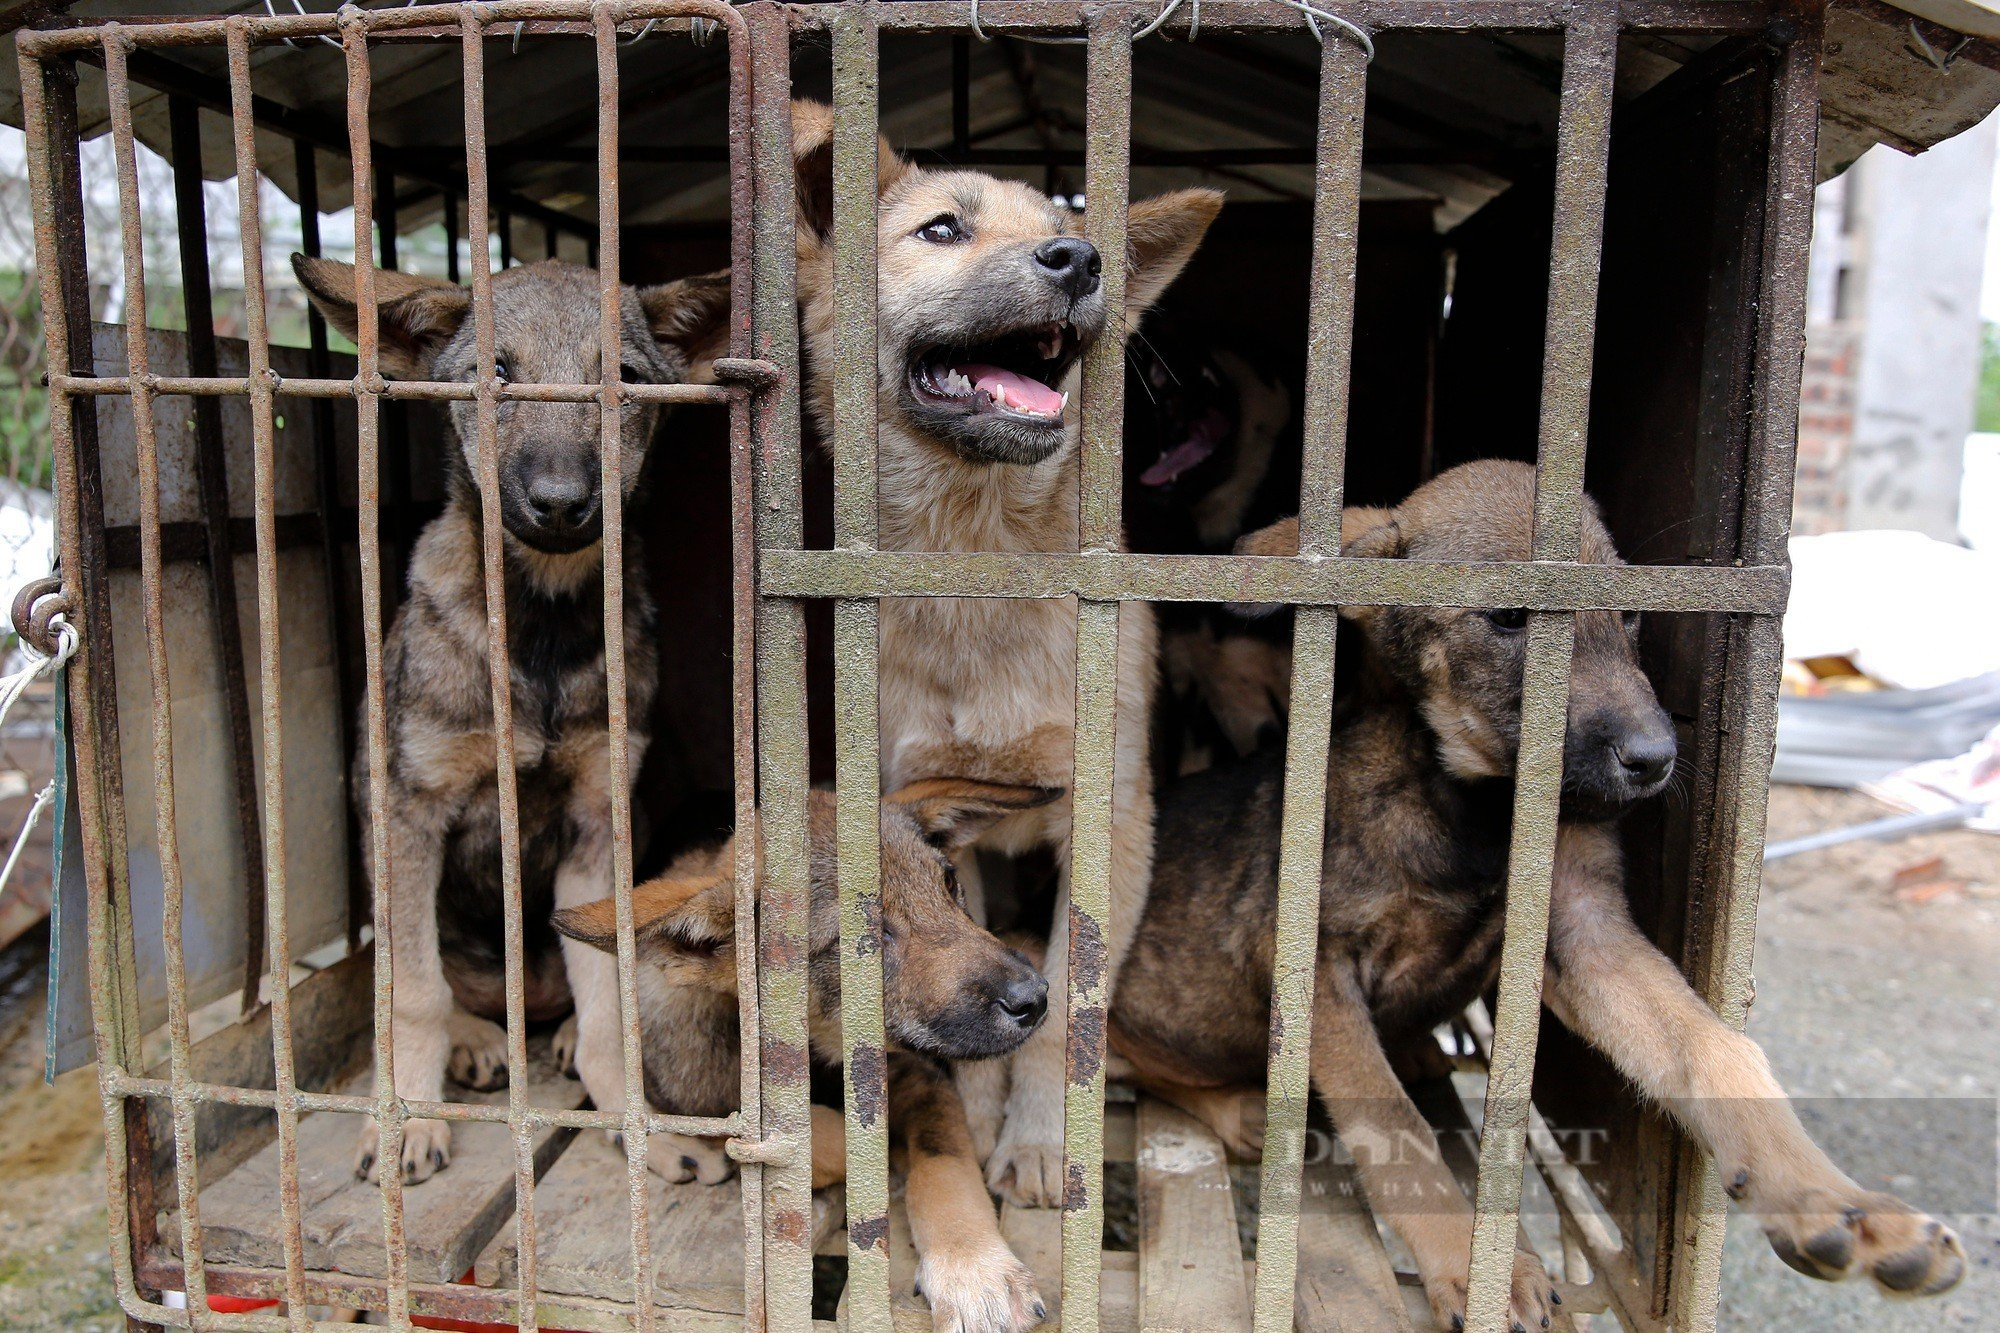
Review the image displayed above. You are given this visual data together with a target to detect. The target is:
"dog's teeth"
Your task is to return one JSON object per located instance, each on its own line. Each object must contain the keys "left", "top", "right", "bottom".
{"left": 1058, "top": 391, "right": 1069, "bottom": 412}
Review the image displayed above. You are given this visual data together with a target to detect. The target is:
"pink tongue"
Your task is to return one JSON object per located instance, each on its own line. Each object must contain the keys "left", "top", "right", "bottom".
{"left": 960, "top": 363, "right": 1065, "bottom": 417}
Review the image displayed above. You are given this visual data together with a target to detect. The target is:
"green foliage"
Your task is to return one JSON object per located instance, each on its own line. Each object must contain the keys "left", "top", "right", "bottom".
{"left": 1979, "top": 322, "right": 2000, "bottom": 435}
{"left": 0, "top": 270, "right": 50, "bottom": 492}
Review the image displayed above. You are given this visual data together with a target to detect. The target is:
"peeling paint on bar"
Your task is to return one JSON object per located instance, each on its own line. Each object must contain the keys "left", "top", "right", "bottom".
{"left": 1251, "top": 26, "right": 1365, "bottom": 1329}
{"left": 829, "top": 7, "right": 893, "bottom": 1328}
{"left": 1463, "top": 12, "right": 1617, "bottom": 1329}
{"left": 747, "top": 18, "right": 818, "bottom": 1329}
{"left": 761, "top": 548, "right": 1790, "bottom": 612}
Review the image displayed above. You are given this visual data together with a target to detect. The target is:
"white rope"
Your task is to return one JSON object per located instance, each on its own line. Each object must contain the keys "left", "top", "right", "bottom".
{"left": 968, "top": 0, "right": 1371, "bottom": 57}
{"left": 0, "top": 613, "right": 76, "bottom": 903}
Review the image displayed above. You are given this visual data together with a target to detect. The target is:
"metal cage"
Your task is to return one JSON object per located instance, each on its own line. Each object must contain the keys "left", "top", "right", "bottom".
{"left": 13, "top": 1, "right": 1819, "bottom": 1330}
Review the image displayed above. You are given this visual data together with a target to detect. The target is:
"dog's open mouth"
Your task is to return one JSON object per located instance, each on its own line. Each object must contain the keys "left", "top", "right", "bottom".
{"left": 910, "top": 322, "right": 1081, "bottom": 423}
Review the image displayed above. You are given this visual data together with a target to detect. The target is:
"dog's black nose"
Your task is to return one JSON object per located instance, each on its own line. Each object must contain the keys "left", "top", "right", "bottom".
{"left": 1614, "top": 731, "right": 1676, "bottom": 788}
{"left": 995, "top": 972, "right": 1049, "bottom": 1029}
{"left": 526, "top": 473, "right": 595, "bottom": 529}
{"left": 1033, "top": 237, "right": 1102, "bottom": 299}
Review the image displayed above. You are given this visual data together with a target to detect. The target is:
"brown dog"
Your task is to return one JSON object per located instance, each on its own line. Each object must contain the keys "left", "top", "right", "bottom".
{"left": 1110, "top": 461, "right": 1967, "bottom": 1329}
{"left": 293, "top": 256, "right": 728, "bottom": 1184}
{"left": 788, "top": 100, "right": 1222, "bottom": 1206}
{"left": 556, "top": 780, "right": 1057, "bottom": 1332}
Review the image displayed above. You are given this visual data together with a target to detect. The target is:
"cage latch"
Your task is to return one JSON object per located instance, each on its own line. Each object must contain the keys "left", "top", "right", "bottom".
{"left": 724, "top": 1130, "right": 800, "bottom": 1169}
{"left": 711, "top": 357, "right": 783, "bottom": 392}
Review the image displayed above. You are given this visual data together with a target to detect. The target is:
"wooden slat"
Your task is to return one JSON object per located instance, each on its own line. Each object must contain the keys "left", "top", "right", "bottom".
{"left": 158, "top": 1033, "right": 581, "bottom": 1283}
{"left": 475, "top": 1128, "right": 744, "bottom": 1311}
{"left": 1293, "top": 1158, "right": 1412, "bottom": 1333}
{"left": 1136, "top": 1097, "right": 1252, "bottom": 1332}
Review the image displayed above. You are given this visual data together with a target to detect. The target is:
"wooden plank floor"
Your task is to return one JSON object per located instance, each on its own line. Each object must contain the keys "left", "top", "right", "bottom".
{"left": 157, "top": 1034, "right": 584, "bottom": 1284}
{"left": 475, "top": 1128, "right": 750, "bottom": 1313}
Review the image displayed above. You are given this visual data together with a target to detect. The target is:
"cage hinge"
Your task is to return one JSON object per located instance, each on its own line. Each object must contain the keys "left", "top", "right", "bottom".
{"left": 724, "top": 1131, "right": 800, "bottom": 1168}
{"left": 11, "top": 576, "right": 76, "bottom": 663}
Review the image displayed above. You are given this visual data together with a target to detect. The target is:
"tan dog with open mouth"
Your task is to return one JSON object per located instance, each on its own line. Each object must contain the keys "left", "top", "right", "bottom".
{"left": 788, "top": 100, "right": 1221, "bottom": 1206}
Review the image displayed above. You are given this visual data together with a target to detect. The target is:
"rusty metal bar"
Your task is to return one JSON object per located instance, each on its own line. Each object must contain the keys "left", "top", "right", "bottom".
{"left": 52, "top": 372, "right": 736, "bottom": 404}
{"left": 718, "top": 3, "right": 765, "bottom": 1320}
{"left": 167, "top": 91, "right": 272, "bottom": 1021}
{"left": 17, "top": 44, "right": 169, "bottom": 1328}
{"left": 1250, "top": 27, "right": 1365, "bottom": 1332}
{"left": 222, "top": 22, "right": 311, "bottom": 1328}
{"left": 780, "top": 0, "right": 1774, "bottom": 35}
{"left": 1058, "top": 15, "right": 1133, "bottom": 1326}
{"left": 746, "top": 12, "right": 816, "bottom": 1326}
{"left": 760, "top": 548, "right": 1789, "bottom": 613}
{"left": 1463, "top": 13, "right": 1616, "bottom": 1330}
{"left": 292, "top": 137, "right": 369, "bottom": 954}
{"left": 459, "top": 11, "right": 546, "bottom": 1330}
{"left": 590, "top": 8, "right": 663, "bottom": 1328}
{"left": 102, "top": 1066, "right": 744, "bottom": 1133}
{"left": 339, "top": 13, "right": 418, "bottom": 1319}
{"left": 828, "top": 5, "right": 891, "bottom": 1330}
{"left": 104, "top": 29, "right": 220, "bottom": 1324}
{"left": 10, "top": 0, "right": 1779, "bottom": 54}
{"left": 1669, "top": 8, "right": 1823, "bottom": 1329}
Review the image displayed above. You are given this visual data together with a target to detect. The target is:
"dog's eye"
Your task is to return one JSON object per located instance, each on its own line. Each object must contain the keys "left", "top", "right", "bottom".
{"left": 492, "top": 358, "right": 510, "bottom": 383}
{"left": 620, "top": 362, "right": 649, "bottom": 384}
{"left": 1481, "top": 608, "right": 1528, "bottom": 633}
{"left": 915, "top": 215, "right": 966, "bottom": 244}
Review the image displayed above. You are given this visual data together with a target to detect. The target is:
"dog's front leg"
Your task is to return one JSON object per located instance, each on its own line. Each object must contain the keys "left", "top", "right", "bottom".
{"left": 896, "top": 1053, "right": 1045, "bottom": 1333}
{"left": 1310, "top": 960, "right": 1557, "bottom": 1332}
{"left": 1545, "top": 826, "right": 1965, "bottom": 1297}
{"left": 554, "top": 820, "right": 734, "bottom": 1186}
{"left": 356, "top": 800, "right": 458, "bottom": 1185}
{"left": 989, "top": 741, "right": 1155, "bottom": 1208}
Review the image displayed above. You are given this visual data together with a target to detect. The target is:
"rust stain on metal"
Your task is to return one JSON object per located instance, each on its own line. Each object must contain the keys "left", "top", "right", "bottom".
{"left": 1065, "top": 1003, "right": 1105, "bottom": 1086}
{"left": 848, "top": 1043, "right": 886, "bottom": 1128}
{"left": 848, "top": 1213, "right": 889, "bottom": 1253}
{"left": 1067, "top": 905, "right": 1105, "bottom": 992}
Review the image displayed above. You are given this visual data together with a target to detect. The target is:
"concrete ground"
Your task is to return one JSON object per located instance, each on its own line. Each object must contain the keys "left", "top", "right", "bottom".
{"left": 0, "top": 786, "right": 1992, "bottom": 1329}
{"left": 1716, "top": 786, "right": 2000, "bottom": 1330}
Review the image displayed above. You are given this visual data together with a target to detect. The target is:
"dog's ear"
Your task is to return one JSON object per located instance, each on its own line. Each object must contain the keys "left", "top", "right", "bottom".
{"left": 886, "top": 778, "right": 1065, "bottom": 851}
{"left": 551, "top": 873, "right": 736, "bottom": 962}
{"left": 1340, "top": 506, "right": 1402, "bottom": 559}
{"left": 1124, "top": 188, "right": 1224, "bottom": 316}
{"left": 639, "top": 269, "right": 734, "bottom": 383}
{"left": 790, "top": 98, "right": 912, "bottom": 244}
{"left": 1229, "top": 509, "right": 1402, "bottom": 618}
{"left": 1337, "top": 506, "right": 1404, "bottom": 632}
{"left": 291, "top": 254, "right": 468, "bottom": 380}
{"left": 1235, "top": 516, "right": 1298, "bottom": 559}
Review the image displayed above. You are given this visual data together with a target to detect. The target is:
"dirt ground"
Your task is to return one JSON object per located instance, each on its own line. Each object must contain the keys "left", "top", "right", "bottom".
{"left": 0, "top": 785, "right": 1992, "bottom": 1330}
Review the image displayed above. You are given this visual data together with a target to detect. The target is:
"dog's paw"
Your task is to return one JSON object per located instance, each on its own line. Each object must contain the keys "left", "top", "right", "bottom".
{"left": 1425, "top": 1250, "right": 1558, "bottom": 1333}
{"left": 640, "top": 1132, "right": 738, "bottom": 1186}
{"left": 916, "top": 1239, "right": 1046, "bottom": 1333}
{"left": 1754, "top": 1180, "right": 1965, "bottom": 1296}
{"left": 356, "top": 1118, "right": 452, "bottom": 1186}
{"left": 446, "top": 1010, "right": 510, "bottom": 1091}
{"left": 984, "top": 1136, "right": 1066, "bottom": 1210}
{"left": 553, "top": 1013, "right": 579, "bottom": 1077}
